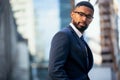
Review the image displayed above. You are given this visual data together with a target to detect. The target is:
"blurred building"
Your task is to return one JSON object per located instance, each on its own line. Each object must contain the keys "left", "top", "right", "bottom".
{"left": 10, "top": 0, "right": 60, "bottom": 79}
{"left": 0, "top": 0, "right": 30, "bottom": 80}
{"left": 10, "top": 0, "right": 60, "bottom": 63}
{"left": 32, "top": 0, "right": 60, "bottom": 62}
{"left": 0, "top": 0, "right": 17, "bottom": 79}
{"left": 98, "top": 0, "right": 120, "bottom": 80}
{"left": 10, "top": 0, "right": 36, "bottom": 56}
{"left": 59, "top": 0, "right": 71, "bottom": 29}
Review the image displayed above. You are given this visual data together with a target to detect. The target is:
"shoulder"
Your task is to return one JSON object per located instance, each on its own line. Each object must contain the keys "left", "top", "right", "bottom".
{"left": 51, "top": 26, "right": 72, "bottom": 43}
{"left": 53, "top": 26, "right": 72, "bottom": 39}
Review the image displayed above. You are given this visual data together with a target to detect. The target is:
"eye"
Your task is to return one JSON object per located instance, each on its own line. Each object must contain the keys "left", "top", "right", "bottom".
{"left": 79, "top": 12, "right": 85, "bottom": 16}
{"left": 73, "top": 11, "right": 93, "bottom": 20}
{"left": 86, "top": 15, "right": 93, "bottom": 19}
{"left": 87, "top": 15, "right": 92, "bottom": 19}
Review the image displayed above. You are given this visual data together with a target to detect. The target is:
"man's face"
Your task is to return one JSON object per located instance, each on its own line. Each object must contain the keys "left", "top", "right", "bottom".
{"left": 71, "top": 6, "right": 94, "bottom": 32}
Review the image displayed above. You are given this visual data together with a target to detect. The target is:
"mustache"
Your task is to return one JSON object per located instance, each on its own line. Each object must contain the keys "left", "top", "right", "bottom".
{"left": 77, "top": 22, "right": 87, "bottom": 26}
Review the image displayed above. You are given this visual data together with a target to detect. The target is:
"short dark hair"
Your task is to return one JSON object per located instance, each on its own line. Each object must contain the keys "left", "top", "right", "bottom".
{"left": 75, "top": 1, "right": 94, "bottom": 11}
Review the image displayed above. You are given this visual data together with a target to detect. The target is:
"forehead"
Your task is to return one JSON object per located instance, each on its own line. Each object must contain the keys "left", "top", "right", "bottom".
{"left": 74, "top": 6, "right": 94, "bottom": 15}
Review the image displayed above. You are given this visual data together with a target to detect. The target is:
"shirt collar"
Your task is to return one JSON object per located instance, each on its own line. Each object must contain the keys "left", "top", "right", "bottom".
{"left": 70, "top": 23, "right": 82, "bottom": 38}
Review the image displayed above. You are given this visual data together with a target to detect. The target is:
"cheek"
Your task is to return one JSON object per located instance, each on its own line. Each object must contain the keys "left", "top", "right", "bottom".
{"left": 73, "top": 16, "right": 81, "bottom": 22}
{"left": 87, "top": 20, "right": 92, "bottom": 25}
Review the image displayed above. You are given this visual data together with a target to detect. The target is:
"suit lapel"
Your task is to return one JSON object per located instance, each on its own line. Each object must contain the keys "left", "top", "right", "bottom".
{"left": 68, "top": 26, "right": 93, "bottom": 72}
{"left": 84, "top": 42, "right": 93, "bottom": 71}
{"left": 68, "top": 26, "right": 88, "bottom": 56}
{"left": 68, "top": 26, "right": 88, "bottom": 68}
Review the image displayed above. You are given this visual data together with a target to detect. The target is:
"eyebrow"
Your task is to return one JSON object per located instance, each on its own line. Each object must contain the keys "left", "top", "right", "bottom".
{"left": 74, "top": 11, "right": 93, "bottom": 16}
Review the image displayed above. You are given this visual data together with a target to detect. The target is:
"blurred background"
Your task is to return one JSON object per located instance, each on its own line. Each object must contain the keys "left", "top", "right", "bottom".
{"left": 0, "top": 0, "right": 120, "bottom": 80}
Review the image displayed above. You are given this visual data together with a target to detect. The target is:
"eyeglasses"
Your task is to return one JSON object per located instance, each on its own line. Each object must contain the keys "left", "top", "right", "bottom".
{"left": 74, "top": 11, "right": 93, "bottom": 21}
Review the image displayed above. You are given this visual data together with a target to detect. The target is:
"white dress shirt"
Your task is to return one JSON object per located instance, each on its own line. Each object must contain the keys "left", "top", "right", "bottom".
{"left": 70, "top": 23, "right": 83, "bottom": 38}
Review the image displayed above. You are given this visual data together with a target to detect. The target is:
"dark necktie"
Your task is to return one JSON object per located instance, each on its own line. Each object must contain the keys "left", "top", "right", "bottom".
{"left": 80, "top": 36, "right": 89, "bottom": 69}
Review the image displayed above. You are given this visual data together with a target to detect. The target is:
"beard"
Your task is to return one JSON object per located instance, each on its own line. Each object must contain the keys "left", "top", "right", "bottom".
{"left": 73, "top": 21, "right": 88, "bottom": 33}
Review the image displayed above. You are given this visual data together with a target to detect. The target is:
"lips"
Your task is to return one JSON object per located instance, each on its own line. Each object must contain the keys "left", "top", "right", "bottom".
{"left": 78, "top": 22, "right": 86, "bottom": 27}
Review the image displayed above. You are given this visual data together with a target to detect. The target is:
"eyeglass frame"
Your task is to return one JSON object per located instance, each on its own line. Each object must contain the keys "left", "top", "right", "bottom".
{"left": 73, "top": 11, "right": 94, "bottom": 21}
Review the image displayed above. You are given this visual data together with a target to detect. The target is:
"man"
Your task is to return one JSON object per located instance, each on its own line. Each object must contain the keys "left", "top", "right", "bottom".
{"left": 48, "top": 1, "right": 94, "bottom": 80}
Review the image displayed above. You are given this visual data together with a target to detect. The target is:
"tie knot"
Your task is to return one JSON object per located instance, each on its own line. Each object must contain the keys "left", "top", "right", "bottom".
{"left": 81, "top": 36, "right": 84, "bottom": 41}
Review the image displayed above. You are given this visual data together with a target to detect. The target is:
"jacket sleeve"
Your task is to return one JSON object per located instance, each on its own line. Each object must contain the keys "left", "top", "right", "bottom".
{"left": 48, "top": 31, "right": 70, "bottom": 80}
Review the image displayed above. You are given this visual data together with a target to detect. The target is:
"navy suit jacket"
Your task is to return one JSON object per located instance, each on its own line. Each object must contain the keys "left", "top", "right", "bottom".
{"left": 48, "top": 26, "right": 93, "bottom": 80}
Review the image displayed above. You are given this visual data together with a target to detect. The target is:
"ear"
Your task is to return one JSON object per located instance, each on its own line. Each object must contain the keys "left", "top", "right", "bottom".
{"left": 70, "top": 11, "right": 74, "bottom": 18}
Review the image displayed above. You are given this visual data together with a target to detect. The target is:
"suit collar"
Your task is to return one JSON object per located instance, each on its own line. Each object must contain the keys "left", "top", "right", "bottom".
{"left": 69, "top": 23, "right": 82, "bottom": 38}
